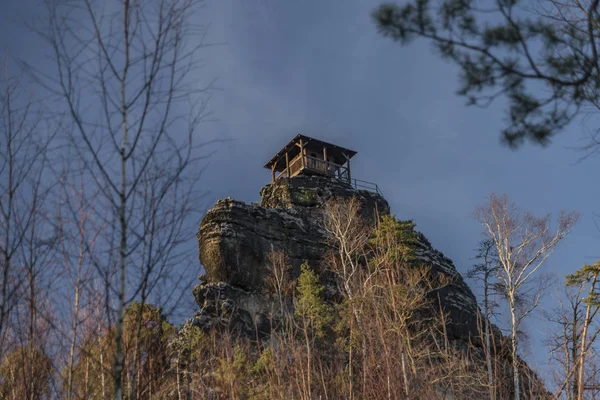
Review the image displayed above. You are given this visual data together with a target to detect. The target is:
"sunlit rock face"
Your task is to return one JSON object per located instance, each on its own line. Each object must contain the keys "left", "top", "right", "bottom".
{"left": 194, "top": 175, "right": 485, "bottom": 343}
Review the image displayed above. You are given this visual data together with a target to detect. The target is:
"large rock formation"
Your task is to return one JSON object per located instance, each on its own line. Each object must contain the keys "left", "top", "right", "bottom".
{"left": 195, "top": 175, "right": 485, "bottom": 344}
{"left": 198, "top": 176, "right": 387, "bottom": 291}
{"left": 188, "top": 174, "right": 550, "bottom": 398}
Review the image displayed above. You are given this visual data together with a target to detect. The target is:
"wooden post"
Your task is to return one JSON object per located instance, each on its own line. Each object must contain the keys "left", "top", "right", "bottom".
{"left": 323, "top": 147, "right": 328, "bottom": 174}
{"left": 345, "top": 153, "right": 351, "bottom": 183}
{"left": 285, "top": 152, "right": 290, "bottom": 177}
{"left": 299, "top": 138, "right": 304, "bottom": 168}
{"left": 271, "top": 163, "right": 276, "bottom": 183}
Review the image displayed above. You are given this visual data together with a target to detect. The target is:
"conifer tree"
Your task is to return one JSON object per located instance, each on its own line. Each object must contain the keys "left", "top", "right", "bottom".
{"left": 295, "top": 262, "right": 332, "bottom": 398}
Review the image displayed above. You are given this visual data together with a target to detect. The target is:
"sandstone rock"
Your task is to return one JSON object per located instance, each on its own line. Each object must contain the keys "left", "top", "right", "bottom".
{"left": 196, "top": 175, "right": 493, "bottom": 345}
{"left": 259, "top": 175, "right": 389, "bottom": 219}
{"left": 191, "top": 282, "right": 274, "bottom": 336}
{"left": 198, "top": 176, "right": 388, "bottom": 291}
{"left": 189, "top": 174, "right": 549, "bottom": 398}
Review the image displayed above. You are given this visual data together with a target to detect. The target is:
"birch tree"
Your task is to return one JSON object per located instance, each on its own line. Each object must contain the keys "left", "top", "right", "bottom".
{"left": 475, "top": 193, "right": 578, "bottom": 400}
{"left": 323, "top": 196, "right": 370, "bottom": 399}
{"left": 324, "top": 197, "right": 370, "bottom": 312}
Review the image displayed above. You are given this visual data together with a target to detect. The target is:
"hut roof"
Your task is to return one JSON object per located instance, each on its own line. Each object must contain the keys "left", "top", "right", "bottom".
{"left": 264, "top": 134, "right": 357, "bottom": 172}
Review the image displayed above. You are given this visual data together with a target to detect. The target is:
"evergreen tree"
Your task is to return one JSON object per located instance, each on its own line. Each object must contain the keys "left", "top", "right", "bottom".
{"left": 372, "top": 0, "right": 600, "bottom": 148}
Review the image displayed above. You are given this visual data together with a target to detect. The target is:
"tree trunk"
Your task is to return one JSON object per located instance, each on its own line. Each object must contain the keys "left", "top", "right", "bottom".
{"left": 401, "top": 352, "right": 410, "bottom": 400}
{"left": 66, "top": 282, "right": 80, "bottom": 400}
{"left": 114, "top": 2, "right": 131, "bottom": 398}
{"left": 484, "top": 272, "right": 495, "bottom": 400}
{"left": 304, "top": 326, "right": 312, "bottom": 400}
{"left": 571, "top": 306, "right": 579, "bottom": 400}
{"left": 577, "top": 275, "right": 597, "bottom": 400}
{"left": 176, "top": 357, "right": 183, "bottom": 400}
{"left": 510, "top": 299, "right": 520, "bottom": 400}
{"left": 100, "top": 349, "right": 106, "bottom": 400}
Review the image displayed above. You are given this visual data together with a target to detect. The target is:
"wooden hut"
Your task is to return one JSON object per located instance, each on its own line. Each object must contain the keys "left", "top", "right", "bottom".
{"left": 264, "top": 134, "right": 357, "bottom": 183}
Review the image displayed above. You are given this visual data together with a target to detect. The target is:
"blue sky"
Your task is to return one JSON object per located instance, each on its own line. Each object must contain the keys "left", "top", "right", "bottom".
{"left": 3, "top": 0, "right": 600, "bottom": 383}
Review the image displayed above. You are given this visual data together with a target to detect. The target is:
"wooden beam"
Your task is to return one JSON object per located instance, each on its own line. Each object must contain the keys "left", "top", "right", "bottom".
{"left": 347, "top": 161, "right": 351, "bottom": 183}
{"left": 344, "top": 153, "right": 351, "bottom": 183}
{"left": 299, "top": 138, "right": 304, "bottom": 168}
{"left": 271, "top": 163, "right": 276, "bottom": 183}
{"left": 323, "top": 147, "right": 328, "bottom": 175}
{"left": 285, "top": 152, "right": 290, "bottom": 177}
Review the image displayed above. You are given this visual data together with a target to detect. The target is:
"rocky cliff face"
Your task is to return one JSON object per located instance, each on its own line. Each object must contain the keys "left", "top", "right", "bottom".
{"left": 194, "top": 175, "right": 488, "bottom": 345}
{"left": 187, "top": 174, "right": 550, "bottom": 398}
{"left": 198, "top": 176, "right": 387, "bottom": 291}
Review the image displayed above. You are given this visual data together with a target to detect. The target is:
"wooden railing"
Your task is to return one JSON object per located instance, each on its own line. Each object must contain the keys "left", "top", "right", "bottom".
{"left": 274, "top": 154, "right": 302, "bottom": 179}
{"left": 351, "top": 179, "right": 383, "bottom": 197}
{"left": 274, "top": 155, "right": 382, "bottom": 196}
{"left": 304, "top": 155, "right": 344, "bottom": 177}
{"left": 277, "top": 154, "right": 342, "bottom": 179}
{"left": 288, "top": 154, "right": 304, "bottom": 177}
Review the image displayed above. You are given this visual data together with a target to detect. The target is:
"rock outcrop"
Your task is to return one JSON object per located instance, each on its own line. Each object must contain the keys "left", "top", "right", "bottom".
{"left": 187, "top": 174, "right": 550, "bottom": 398}
{"left": 195, "top": 175, "right": 486, "bottom": 344}
{"left": 198, "top": 176, "right": 388, "bottom": 291}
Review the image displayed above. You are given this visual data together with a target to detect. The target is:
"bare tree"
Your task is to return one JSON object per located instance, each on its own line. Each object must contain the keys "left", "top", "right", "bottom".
{"left": 323, "top": 196, "right": 370, "bottom": 399}
{"left": 0, "top": 58, "right": 59, "bottom": 400}
{"left": 264, "top": 248, "right": 294, "bottom": 324}
{"left": 30, "top": 1, "right": 216, "bottom": 398}
{"left": 545, "top": 285, "right": 586, "bottom": 400}
{"left": 547, "top": 262, "right": 600, "bottom": 400}
{"left": 53, "top": 161, "right": 105, "bottom": 400}
{"left": 467, "top": 238, "right": 501, "bottom": 400}
{"left": 475, "top": 193, "right": 578, "bottom": 400}
{"left": 324, "top": 197, "right": 370, "bottom": 312}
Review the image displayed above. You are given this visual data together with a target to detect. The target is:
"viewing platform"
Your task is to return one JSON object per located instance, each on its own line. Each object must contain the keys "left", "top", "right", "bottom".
{"left": 264, "top": 134, "right": 382, "bottom": 196}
